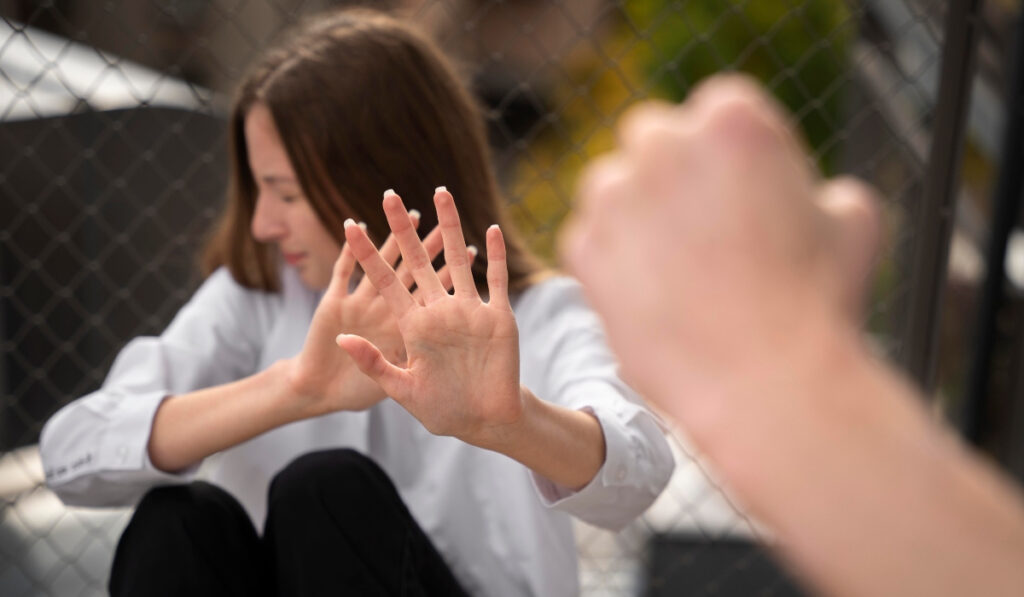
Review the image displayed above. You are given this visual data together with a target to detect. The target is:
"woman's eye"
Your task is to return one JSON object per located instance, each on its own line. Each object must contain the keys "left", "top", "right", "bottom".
{"left": 280, "top": 194, "right": 301, "bottom": 204}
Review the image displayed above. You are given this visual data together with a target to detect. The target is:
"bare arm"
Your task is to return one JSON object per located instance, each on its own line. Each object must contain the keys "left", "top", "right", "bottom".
{"left": 147, "top": 360, "right": 305, "bottom": 472}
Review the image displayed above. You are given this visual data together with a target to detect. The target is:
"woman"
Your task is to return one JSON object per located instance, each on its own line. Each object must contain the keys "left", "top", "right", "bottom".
{"left": 40, "top": 8, "right": 673, "bottom": 596}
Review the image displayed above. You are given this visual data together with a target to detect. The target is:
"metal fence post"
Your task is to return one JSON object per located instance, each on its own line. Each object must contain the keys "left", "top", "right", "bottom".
{"left": 960, "top": 13, "right": 1024, "bottom": 444}
{"left": 900, "top": 0, "right": 984, "bottom": 393}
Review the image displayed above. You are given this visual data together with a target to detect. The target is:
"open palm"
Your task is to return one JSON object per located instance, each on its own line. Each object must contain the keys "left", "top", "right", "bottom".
{"left": 336, "top": 189, "right": 524, "bottom": 446}
{"left": 289, "top": 216, "right": 452, "bottom": 416}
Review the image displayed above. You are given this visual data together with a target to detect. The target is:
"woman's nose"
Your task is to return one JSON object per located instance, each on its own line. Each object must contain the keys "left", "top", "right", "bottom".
{"left": 251, "top": 195, "right": 286, "bottom": 242}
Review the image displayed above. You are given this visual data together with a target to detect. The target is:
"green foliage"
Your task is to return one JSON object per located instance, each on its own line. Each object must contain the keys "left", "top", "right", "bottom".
{"left": 506, "top": 0, "right": 855, "bottom": 262}
{"left": 624, "top": 0, "right": 854, "bottom": 172}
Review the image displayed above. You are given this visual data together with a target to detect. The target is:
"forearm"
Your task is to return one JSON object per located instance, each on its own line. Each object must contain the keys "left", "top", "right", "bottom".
{"left": 664, "top": 323, "right": 1024, "bottom": 597}
{"left": 148, "top": 360, "right": 308, "bottom": 472}
{"left": 478, "top": 386, "right": 606, "bottom": 491}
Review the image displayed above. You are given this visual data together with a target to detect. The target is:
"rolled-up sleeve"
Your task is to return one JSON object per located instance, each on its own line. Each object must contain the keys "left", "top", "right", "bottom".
{"left": 41, "top": 386, "right": 188, "bottom": 506}
{"left": 40, "top": 268, "right": 276, "bottom": 507}
{"left": 516, "top": 277, "right": 674, "bottom": 530}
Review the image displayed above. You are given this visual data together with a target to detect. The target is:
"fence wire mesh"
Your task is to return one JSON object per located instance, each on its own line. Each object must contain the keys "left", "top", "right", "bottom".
{"left": 0, "top": 0, "right": 1012, "bottom": 595}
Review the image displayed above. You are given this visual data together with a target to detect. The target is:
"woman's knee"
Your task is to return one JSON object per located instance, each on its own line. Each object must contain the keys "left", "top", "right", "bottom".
{"left": 116, "top": 482, "right": 255, "bottom": 565}
{"left": 132, "top": 481, "right": 243, "bottom": 529}
{"left": 269, "top": 448, "right": 395, "bottom": 513}
{"left": 113, "top": 482, "right": 265, "bottom": 596}
{"left": 264, "top": 449, "right": 417, "bottom": 568}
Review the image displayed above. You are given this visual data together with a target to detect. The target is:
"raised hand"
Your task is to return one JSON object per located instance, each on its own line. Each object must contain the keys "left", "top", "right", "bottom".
{"left": 560, "top": 75, "right": 880, "bottom": 419}
{"left": 335, "top": 189, "right": 523, "bottom": 448}
{"left": 287, "top": 212, "right": 461, "bottom": 417}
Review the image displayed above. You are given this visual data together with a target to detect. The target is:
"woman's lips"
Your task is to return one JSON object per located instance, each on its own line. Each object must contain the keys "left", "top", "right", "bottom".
{"left": 283, "top": 252, "right": 306, "bottom": 266}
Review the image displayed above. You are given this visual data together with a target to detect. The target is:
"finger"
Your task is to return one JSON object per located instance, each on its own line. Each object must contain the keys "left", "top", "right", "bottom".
{"left": 434, "top": 187, "right": 479, "bottom": 298}
{"left": 355, "top": 210, "right": 423, "bottom": 298}
{"left": 393, "top": 222, "right": 445, "bottom": 292}
{"left": 326, "top": 242, "right": 357, "bottom": 297}
{"left": 574, "top": 152, "right": 632, "bottom": 220}
{"left": 816, "top": 177, "right": 883, "bottom": 320}
{"left": 686, "top": 74, "right": 793, "bottom": 137}
{"left": 434, "top": 244, "right": 476, "bottom": 296}
{"left": 564, "top": 153, "right": 636, "bottom": 284}
{"left": 616, "top": 99, "right": 682, "bottom": 154}
{"left": 688, "top": 74, "right": 815, "bottom": 178}
{"left": 436, "top": 265, "right": 453, "bottom": 295}
{"left": 380, "top": 209, "right": 420, "bottom": 267}
{"left": 485, "top": 225, "right": 511, "bottom": 311}
{"left": 558, "top": 214, "right": 588, "bottom": 280}
{"left": 336, "top": 333, "right": 410, "bottom": 398}
{"left": 383, "top": 190, "right": 447, "bottom": 302}
{"left": 344, "top": 218, "right": 416, "bottom": 317}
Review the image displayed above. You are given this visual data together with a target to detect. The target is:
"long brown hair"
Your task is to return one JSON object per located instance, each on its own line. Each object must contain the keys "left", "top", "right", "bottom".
{"left": 202, "top": 8, "right": 544, "bottom": 293}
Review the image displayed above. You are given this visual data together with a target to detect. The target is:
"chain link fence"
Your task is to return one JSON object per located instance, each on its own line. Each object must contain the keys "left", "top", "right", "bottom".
{"left": 0, "top": 0, "right": 1016, "bottom": 595}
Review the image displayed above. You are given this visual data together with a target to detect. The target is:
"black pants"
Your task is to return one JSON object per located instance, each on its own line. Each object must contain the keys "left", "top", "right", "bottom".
{"left": 109, "top": 449, "right": 470, "bottom": 596}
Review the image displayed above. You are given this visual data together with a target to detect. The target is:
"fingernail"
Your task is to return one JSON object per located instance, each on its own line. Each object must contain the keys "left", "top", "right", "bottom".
{"left": 344, "top": 218, "right": 356, "bottom": 228}
{"left": 489, "top": 224, "right": 500, "bottom": 231}
{"left": 467, "top": 245, "right": 478, "bottom": 257}
{"left": 435, "top": 185, "right": 447, "bottom": 193}
{"left": 335, "top": 334, "right": 346, "bottom": 344}
{"left": 358, "top": 222, "right": 367, "bottom": 231}
{"left": 384, "top": 189, "right": 397, "bottom": 198}
{"left": 409, "top": 209, "right": 421, "bottom": 220}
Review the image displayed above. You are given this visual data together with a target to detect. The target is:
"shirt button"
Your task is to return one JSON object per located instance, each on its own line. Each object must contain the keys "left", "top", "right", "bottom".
{"left": 615, "top": 467, "right": 627, "bottom": 482}
{"left": 117, "top": 446, "right": 128, "bottom": 461}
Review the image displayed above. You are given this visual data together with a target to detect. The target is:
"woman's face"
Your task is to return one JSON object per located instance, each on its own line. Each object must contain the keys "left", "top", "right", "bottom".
{"left": 245, "top": 102, "right": 342, "bottom": 290}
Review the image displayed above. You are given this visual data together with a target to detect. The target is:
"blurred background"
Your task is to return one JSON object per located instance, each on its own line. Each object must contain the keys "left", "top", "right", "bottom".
{"left": 1, "top": 0, "right": 1023, "bottom": 595}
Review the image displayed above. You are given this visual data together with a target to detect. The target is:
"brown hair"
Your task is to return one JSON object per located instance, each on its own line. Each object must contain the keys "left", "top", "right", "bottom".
{"left": 201, "top": 8, "right": 544, "bottom": 293}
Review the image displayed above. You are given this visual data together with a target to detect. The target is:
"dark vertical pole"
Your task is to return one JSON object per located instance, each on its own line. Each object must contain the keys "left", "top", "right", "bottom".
{"left": 961, "top": 13, "right": 1024, "bottom": 444}
{"left": 901, "top": 0, "right": 983, "bottom": 392}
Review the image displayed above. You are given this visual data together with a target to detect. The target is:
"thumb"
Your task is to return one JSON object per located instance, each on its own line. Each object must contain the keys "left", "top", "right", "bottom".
{"left": 335, "top": 333, "right": 409, "bottom": 396}
{"left": 816, "top": 176, "right": 883, "bottom": 320}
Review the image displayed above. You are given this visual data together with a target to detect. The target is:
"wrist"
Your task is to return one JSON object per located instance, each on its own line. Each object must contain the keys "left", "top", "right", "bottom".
{"left": 468, "top": 386, "right": 607, "bottom": 489}
{"left": 465, "top": 385, "right": 536, "bottom": 453}
{"left": 270, "top": 358, "right": 320, "bottom": 423}
{"left": 660, "top": 307, "right": 868, "bottom": 454}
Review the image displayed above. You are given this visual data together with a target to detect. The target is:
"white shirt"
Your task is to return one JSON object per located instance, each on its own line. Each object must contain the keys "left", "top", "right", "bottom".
{"left": 40, "top": 266, "right": 674, "bottom": 597}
